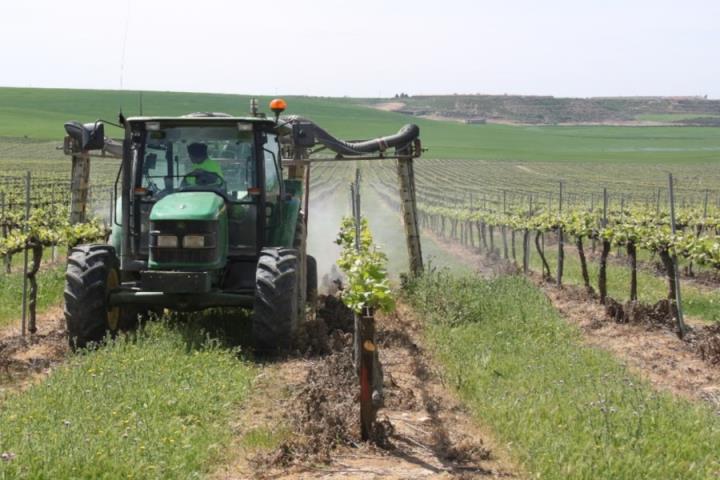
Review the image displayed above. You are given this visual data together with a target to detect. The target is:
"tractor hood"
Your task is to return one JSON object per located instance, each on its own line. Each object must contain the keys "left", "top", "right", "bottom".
{"left": 150, "top": 192, "right": 225, "bottom": 221}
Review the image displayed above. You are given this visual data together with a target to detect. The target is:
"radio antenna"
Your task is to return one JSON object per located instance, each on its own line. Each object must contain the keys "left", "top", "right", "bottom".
{"left": 119, "top": 0, "right": 131, "bottom": 91}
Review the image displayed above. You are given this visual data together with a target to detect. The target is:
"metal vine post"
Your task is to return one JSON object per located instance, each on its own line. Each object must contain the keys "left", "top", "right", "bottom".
{"left": 668, "top": 173, "right": 687, "bottom": 338}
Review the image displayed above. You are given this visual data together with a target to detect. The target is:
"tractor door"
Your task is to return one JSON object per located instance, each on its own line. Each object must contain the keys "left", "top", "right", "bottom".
{"left": 215, "top": 128, "right": 259, "bottom": 257}
{"left": 261, "top": 132, "right": 283, "bottom": 242}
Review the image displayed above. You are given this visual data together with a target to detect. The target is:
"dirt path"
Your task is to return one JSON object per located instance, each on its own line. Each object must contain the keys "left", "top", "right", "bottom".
{"left": 420, "top": 229, "right": 501, "bottom": 279}
{"left": 513, "top": 165, "right": 540, "bottom": 176}
{"left": 372, "top": 102, "right": 406, "bottom": 112}
{"left": 215, "top": 299, "right": 521, "bottom": 479}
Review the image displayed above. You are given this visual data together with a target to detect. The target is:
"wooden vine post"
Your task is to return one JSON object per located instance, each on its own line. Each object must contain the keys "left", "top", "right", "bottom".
{"left": 20, "top": 172, "right": 30, "bottom": 336}
{"left": 557, "top": 181, "right": 564, "bottom": 286}
{"left": 598, "top": 188, "right": 611, "bottom": 304}
{"left": 358, "top": 305, "right": 377, "bottom": 441}
{"left": 69, "top": 142, "right": 91, "bottom": 225}
{"left": 350, "top": 171, "right": 382, "bottom": 441}
{"left": 1, "top": 192, "right": 10, "bottom": 274}
{"left": 590, "top": 192, "right": 597, "bottom": 254}
{"left": 523, "top": 195, "right": 531, "bottom": 274}
{"left": 396, "top": 148, "right": 424, "bottom": 277}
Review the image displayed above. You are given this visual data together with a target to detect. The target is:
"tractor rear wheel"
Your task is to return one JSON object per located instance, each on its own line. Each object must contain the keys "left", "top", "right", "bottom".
{"left": 252, "top": 247, "right": 300, "bottom": 352}
{"left": 64, "top": 245, "right": 131, "bottom": 350}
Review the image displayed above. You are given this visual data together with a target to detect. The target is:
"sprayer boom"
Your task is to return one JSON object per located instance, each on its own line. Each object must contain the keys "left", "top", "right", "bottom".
{"left": 278, "top": 117, "right": 422, "bottom": 165}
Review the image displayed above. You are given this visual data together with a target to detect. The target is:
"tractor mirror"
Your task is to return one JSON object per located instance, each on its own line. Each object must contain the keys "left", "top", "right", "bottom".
{"left": 64, "top": 121, "right": 105, "bottom": 151}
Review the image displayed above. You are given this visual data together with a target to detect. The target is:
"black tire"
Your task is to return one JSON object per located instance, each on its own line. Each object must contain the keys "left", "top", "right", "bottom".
{"left": 64, "top": 244, "right": 128, "bottom": 350}
{"left": 307, "top": 255, "right": 318, "bottom": 308}
{"left": 252, "top": 247, "right": 300, "bottom": 351}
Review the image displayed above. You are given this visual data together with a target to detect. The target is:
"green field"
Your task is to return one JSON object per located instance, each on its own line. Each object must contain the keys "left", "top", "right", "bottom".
{"left": 1, "top": 87, "right": 719, "bottom": 163}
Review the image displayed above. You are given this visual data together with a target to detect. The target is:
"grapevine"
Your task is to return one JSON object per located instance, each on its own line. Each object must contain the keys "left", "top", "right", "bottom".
{"left": 336, "top": 216, "right": 394, "bottom": 314}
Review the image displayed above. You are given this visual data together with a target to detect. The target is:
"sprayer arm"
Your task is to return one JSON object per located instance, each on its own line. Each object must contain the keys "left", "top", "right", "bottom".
{"left": 281, "top": 116, "right": 420, "bottom": 157}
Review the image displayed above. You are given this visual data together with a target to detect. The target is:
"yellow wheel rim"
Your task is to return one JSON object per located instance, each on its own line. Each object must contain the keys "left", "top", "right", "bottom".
{"left": 106, "top": 269, "right": 120, "bottom": 331}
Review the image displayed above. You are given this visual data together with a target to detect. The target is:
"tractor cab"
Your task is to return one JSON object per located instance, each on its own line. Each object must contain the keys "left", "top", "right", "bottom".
{"left": 111, "top": 114, "right": 302, "bottom": 298}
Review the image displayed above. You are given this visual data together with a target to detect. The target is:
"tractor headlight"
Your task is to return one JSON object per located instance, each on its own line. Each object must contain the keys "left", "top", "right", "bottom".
{"left": 182, "top": 235, "right": 206, "bottom": 248}
{"left": 156, "top": 235, "right": 178, "bottom": 248}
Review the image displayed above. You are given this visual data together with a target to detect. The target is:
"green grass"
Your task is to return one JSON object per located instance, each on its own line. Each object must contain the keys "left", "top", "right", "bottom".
{"left": 0, "top": 265, "right": 65, "bottom": 329}
{"left": 0, "top": 320, "right": 255, "bottom": 479}
{"left": 520, "top": 237, "right": 720, "bottom": 322}
{"left": 1, "top": 87, "right": 719, "bottom": 163}
{"left": 405, "top": 272, "right": 720, "bottom": 479}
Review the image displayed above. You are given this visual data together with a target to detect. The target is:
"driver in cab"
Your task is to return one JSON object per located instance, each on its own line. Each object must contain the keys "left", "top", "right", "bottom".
{"left": 185, "top": 142, "right": 224, "bottom": 186}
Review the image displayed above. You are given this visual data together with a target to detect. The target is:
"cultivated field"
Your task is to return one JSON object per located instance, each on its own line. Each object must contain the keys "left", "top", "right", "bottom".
{"left": 1, "top": 87, "right": 720, "bottom": 479}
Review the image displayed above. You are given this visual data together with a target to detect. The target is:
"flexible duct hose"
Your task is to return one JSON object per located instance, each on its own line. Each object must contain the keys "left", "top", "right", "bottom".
{"left": 282, "top": 115, "right": 419, "bottom": 156}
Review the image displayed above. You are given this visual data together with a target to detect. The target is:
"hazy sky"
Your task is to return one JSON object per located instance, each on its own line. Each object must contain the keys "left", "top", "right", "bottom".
{"left": 1, "top": 0, "right": 718, "bottom": 98}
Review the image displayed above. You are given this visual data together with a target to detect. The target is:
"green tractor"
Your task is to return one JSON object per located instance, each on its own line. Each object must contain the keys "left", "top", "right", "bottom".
{"left": 62, "top": 100, "right": 421, "bottom": 351}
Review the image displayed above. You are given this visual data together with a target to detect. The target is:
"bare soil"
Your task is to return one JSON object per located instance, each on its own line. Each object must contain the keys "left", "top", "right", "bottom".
{"left": 540, "top": 281, "right": 720, "bottom": 410}
{"left": 373, "top": 102, "right": 406, "bottom": 112}
{"left": 513, "top": 165, "right": 541, "bottom": 176}
{"left": 214, "top": 297, "right": 521, "bottom": 479}
{"left": 0, "top": 305, "right": 68, "bottom": 395}
{"left": 421, "top": 229, "right": 505, "bottom": 279}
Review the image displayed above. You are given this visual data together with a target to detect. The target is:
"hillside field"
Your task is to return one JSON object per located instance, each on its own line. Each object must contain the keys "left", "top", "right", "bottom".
{"left": 359, "top": 94, "right": 720, "bottom": 126}
{"left": 1, "top": 87, "right": 719, "bottom": 164}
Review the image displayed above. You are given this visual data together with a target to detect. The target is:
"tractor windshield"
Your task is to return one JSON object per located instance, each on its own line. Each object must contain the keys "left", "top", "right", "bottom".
{"left": 141, "top": 124, "right": 256, "bottom": 201}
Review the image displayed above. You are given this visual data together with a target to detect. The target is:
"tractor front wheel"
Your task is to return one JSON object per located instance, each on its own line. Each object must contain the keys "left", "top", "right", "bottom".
{"left": 252, "top": 247, "right": 300, "bottom": 352}
{"left": 64, "top": 245, "right": 130, "bottom": 350}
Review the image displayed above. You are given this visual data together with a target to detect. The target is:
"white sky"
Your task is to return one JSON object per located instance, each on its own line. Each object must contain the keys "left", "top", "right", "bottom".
{"left": 1, "top": 0, "right": 718, "bottom": 98}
